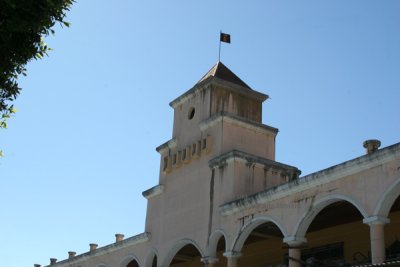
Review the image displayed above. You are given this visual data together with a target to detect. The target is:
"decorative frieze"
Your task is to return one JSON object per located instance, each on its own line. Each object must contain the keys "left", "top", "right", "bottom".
{"left": 161, "top": 135, "right": 212, "bottom": 174}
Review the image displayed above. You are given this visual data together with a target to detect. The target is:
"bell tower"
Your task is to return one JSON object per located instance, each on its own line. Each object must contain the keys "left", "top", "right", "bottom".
{"left": 143, "top": 62, "right": 300, "bottom": 241}
{"left": 155, "top": 62, "right": 280, "bottom": 179}
{"left": 170, "top": 61, "right": 267, "bottom": 138}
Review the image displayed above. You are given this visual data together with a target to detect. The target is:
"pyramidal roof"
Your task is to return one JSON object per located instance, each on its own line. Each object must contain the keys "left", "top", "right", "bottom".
{"left": 170, "top": 61, "right": 266, "bottom": 108}
{"left": 197, "top": 61, "right": 252, "bottom": 89}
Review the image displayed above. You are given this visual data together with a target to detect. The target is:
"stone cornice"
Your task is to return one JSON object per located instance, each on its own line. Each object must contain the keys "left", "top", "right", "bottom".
{"left": 169, "top": 76, "right": 268, "bottom": 108}
{"left": 156, "top": 138, "right": 177, "bottom": 153}
{"left": 169, "top": 82, "right": 209, "bottom": 108}
{"left": 209, "top": 150, "right": 300, "bottom": 177}
{"left": 199, "top": 111, "right": 278, "bottom": 134}
{"left": 219, "top": 142, "right": 400, "bottom": 216}
{"left": 142, "top": 185, "right": 164, "bottom": 199}
{"left": 211, "top": 77, "right": 268, "bottom": 101}
{"left": 44, "top": 232, "right": 150, "bottom": 267}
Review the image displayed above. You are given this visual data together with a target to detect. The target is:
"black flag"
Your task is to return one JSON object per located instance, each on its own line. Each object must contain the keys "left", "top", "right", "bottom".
{"left": 220, "top": 32, "right": 231, "bottom": 43}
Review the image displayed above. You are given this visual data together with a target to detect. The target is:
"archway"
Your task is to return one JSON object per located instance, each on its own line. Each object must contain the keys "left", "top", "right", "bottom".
{"left": 126, "top": 259, "right": 139, "bottom": 267}
{"left": 299, "top": 199, "right": 368, "bottom": 266}
{"left": 295, "top": 194, "right": 368, "bottom": 238}
{"left": 207, "top": 231, "right": 227, "bottom": 267}
{"left": 150, "top": 256, "right": 157, "bottom": 267}
{"left": 145, "top": 250, "right": 158, "bottom": 267}
{"left": 119, "top": 256, "right": 140, "bottom": 267}
{"left": 166, "top": 241, "right": 203, "bottom": 267}
{"left": 374, "top": 178, "right": 400, "bottom": 217}
{"left": 385, "top": 194, "right": 400, "bottom": 260}
{"left": 368, "top": 179, "right": 400, "bottom": 261}
{"left": 233, "top": 218, "right": 286, "bottom": 266}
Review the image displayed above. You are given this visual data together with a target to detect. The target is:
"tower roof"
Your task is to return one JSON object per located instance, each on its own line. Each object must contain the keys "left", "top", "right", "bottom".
{"left": 170, "top": 61, "right": 267, "bottom": 108}
{"left": 197, "top": 61, "right": 252, "bottom": 89}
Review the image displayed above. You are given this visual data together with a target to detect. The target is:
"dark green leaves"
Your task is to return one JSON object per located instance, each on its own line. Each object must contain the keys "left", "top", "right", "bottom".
{"left": 0, "top": 0, "right": 74, "bottom": 118}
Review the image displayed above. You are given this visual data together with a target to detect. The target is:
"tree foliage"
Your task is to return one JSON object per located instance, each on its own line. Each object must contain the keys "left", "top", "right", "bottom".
{"left": 0, "top": 105, "right": 15, "bottom": 156}
{"left": 0, "top": 0, "right": 74, "bottom": 156}
{"left": 0, "top": 0, "right": 74, "bottom": 117}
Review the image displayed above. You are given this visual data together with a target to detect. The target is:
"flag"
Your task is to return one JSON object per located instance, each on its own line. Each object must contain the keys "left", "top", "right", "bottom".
{"left": 220, "top": 32, "right": 231, "bottom": 43}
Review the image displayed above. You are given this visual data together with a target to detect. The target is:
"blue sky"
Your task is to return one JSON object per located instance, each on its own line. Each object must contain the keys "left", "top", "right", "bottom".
{"left": 1, "top": 1, "right": 399, "bottom": 266}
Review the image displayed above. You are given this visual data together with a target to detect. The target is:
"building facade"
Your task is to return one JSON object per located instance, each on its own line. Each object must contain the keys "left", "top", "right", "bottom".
{"left": 39, "top": 62, "right": 400, "bottom": 267}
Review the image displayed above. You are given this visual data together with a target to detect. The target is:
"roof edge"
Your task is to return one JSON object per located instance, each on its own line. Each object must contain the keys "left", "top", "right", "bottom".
{"left": 170, "top": 76, "right": 268, "bottom": 108}
{"left": 43, "top": 232, "right": 150, "bottom": 267}
{"left": 219, "top": 142, "right": 400, "bottom": 216}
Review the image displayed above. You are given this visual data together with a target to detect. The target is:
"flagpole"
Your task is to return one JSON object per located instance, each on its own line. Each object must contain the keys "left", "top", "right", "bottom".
{"left": 218, "top": 31, "right": 222, "bottom": 62}
{"left": 219, "top": 31, "right": 230, "bottom": 62}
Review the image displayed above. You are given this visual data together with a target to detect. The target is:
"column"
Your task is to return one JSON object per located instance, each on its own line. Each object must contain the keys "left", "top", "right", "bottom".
{"left": 223, "top": 251, "right": 241, "bottom": 267}
{"left": 363, "top": 216, "right": 390, "bottom": 264}
{"left": 288, "top": 248, "right": 301, "bottom": 267}
{"left": 201, "top": 257, "right": 218, "bottom": 267}
{"left": 283, "top": 236, "right": 307, "bottom": 267}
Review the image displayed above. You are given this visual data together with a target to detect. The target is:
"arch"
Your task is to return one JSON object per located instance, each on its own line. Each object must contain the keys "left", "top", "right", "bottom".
{"left": 232, "top": 215, "right": 287, "bottom": 252}
{"left": 162, "top": 239, "right": 204, "bottom": 267}
{"left": 144, "top": 248, "right": 158, "bottom": 267}
{"left": 118, "top": 254, "right": 141, "bottom": 267}
{"left": 374, "top": 177, "right": 400, "bottom": 217}
{"left": 294, "top": 193, "right": 368, "bottom": 238}
{"left": 207, "top": 229, "right": 227, "bottom": 258}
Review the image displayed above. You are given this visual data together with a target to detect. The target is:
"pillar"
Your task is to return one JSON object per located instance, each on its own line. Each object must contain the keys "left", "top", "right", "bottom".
{"left": 223, "top": 251, "right": 241, "bottom": 267}
{"left": 288, "top": 248, "right": 301, "bottom": 267}
{"left": 201, "top": 257, "right": 218, "bottom": 267}
{"left": 363, "top": 216, "right": 390, "bottom": 264}
{"left": 283, "top": 236, "right": 307, "bottom": 267}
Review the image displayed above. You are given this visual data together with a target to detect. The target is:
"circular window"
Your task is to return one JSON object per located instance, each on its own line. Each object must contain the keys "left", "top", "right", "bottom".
{"left": 188, "top": 107, "right": 195, "bottom": 120}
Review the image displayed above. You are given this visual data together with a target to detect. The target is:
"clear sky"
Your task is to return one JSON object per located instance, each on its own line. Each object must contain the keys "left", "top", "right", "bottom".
{"left": 1, "top": 1, "right": 399, "bottom": 266}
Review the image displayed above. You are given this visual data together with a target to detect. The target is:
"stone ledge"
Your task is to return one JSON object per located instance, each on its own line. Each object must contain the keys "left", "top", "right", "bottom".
{"left": 219, "top": 142, "right": 400, "bottom": 216}
{"left": 169, "top": 76, "right": 268, "bottom": 108}
{"left": 199, "top": 111, "right": 278, "bottom": 134}
{"left": 43, "top": 232, "right": 150, "bottom": 267}
{"left": 156, "top": 138, "right": 177, "bottom": 153}
{"left": 142, "top": 185, "right": 164, "bottom": 199}
{"left": 209, "top": 149, "right": 300, "bottom": 176}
